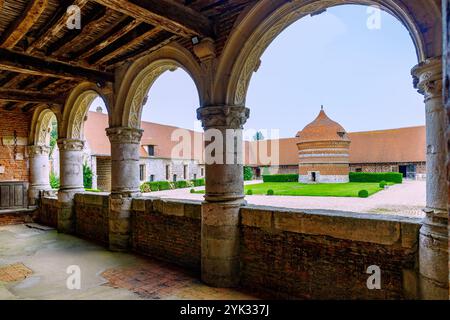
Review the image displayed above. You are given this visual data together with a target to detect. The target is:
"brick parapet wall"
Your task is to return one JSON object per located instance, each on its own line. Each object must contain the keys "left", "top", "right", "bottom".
{"left": 74, "top": 193, "right": 110, "bottom": 245}
{"left": 240, "top": 206, "right": 421, "bottom": 299}
{"left": 39, "top": 197, "right": 58, "bottom": 228}
{"left": 131, "top": 197, "right": 202, "bottom": 272}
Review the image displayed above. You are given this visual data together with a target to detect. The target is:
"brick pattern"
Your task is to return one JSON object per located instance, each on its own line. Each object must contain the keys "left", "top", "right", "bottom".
{"left": 74, "top": 194, "right": 109, "bottom": 245}
{"left": 239, "top": 207, "right": 420, "bottom": 300}
{"left": 0, "top": 212, "right": 33, "bottom": 226}
{"left": 39, "top": 197, "right": 58, "bottom": 228}
{"left": 131, "top": 198, "right": 202, "bottom": 271}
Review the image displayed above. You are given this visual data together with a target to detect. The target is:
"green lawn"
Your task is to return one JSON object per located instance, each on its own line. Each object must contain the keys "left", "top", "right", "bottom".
{"left": 195, "top": 182, "right": 390, "bottom": 197}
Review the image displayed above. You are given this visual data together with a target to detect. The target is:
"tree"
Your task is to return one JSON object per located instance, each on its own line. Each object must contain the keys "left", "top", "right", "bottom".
{"left": 83, "top": 163, "right": 93, "bottom": 189}
{"left": 49, "top": 120, "right": 58, "bottom": 158}
{"left": 244, "top": 166, "right": 253, "bottom": 181}
{"left": 253, "top": 131, "right": 265, "bottom": 141}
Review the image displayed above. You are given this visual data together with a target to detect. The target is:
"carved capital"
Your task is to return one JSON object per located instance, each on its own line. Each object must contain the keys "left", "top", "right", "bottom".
{"left": 197, "top": 105, "right": 250, "bottom": 129}
{"left": 412, "top": 57, "right": 443, "bottom": 100}
{"left": 57, "top": 139, "right": 85, "bottom": 151}
{"left": 106, "top": 127, "right": 143, "bottom": 144}
{"left": 28, "top": 145, "right": 50, "bottom": 157}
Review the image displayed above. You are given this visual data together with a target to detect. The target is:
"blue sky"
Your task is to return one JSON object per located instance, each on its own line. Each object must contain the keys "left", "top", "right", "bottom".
{"left": 91, "top": 5, "right": 423, "bottom": 138}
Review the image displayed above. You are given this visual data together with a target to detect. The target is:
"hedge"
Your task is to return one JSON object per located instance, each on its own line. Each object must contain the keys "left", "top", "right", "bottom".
{"left": 358, "top": 190, "right": 369, "bottom": 198}
{"left": 141, "top": 179, "right": 204, "bottom": 193}
{"left": 349, "top": 172, "right": 403, "bottom": 184}
{"left": 244, "top": 166, "right": 253, "bottom": 181}
{"left": 262, "top": 174, "right": 299, "bottom": 182}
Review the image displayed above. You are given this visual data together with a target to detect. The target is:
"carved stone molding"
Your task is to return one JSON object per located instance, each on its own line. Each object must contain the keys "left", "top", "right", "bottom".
{"left": 412, "top": 57, "right": 443, "bottom": 101}
{"left": 197, "top": 105, "right": 250, "bottom": 129}
{"left": 106, "top": 127, "right": 143, "bottom": 144}
{"left": 57, "top": 139, "right": 85, "bottom": 151}
{"left": 28, "top": 145, "right": 50, "bottom": 157}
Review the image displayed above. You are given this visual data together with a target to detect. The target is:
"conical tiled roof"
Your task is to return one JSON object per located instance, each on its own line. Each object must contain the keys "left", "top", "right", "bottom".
{"left": 296, "top": 108, "right": 350, "bottom": 143}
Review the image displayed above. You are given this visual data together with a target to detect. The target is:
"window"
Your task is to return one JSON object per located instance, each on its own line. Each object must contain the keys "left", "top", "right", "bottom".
{"left": 150, "top": 174, "right": 155, "bottom": 182}
{"left": 139, "top": 164, "right": 146, "bottom": 181}
{"left": 147, "top": 145, "right": 155, "bottom": 156}
{"left": 183, "top": 165, "right": 188, "bottom": 180}
{"left": 356, "top": 168, "right": 362, "bottom": 172}
{"left": 173, "top": 174, "right": 177, "bottom": 182}
{"left": 166, "top": 165, "right": 170, "bottom": 180}
{"left": 201, "top": 168, "right": 204, "bottom": 176}
{"left": 193, "top": 174, "right": 197, "bottom": 180}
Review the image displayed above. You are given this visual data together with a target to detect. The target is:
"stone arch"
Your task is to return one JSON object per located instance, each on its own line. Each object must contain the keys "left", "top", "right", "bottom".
{"left": 61, "top": 82, "right": 108, "bottom": 140}
{"left": 29, "top": 105, "right": 60, "bottom": 146}
{"left": 115, "top": 43, "right": 204, "bottom": 128}
{"left": 217, "top": 0, "right": 439, "bottom": 106}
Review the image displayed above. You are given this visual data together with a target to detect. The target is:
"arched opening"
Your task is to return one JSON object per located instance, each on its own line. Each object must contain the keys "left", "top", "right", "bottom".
{"left": 228, "top": 4, "right": 433, "bottom": 219}
{"left": 60, "top": 84, "right": 110, "bottom": 193}
{"left": 28, "top": 107, "right": 58, "bottom": 204}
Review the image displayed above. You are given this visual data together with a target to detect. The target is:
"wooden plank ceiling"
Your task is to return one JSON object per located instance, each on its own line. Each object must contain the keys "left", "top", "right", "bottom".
{"left": 0, "top": 0, "right": 255, "bottom": 112}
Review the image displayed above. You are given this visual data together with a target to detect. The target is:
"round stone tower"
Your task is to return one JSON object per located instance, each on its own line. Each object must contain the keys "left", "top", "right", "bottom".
{"left": 296, "top": 107, "right": 351, "bottom": 183}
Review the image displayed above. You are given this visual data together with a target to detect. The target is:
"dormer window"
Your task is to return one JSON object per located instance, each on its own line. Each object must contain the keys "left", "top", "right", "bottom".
{"left": 337, "top": 131, "right": 346, "bottom": 138}
{"left": 146, "top": 145, "right": 155, "bottom": 156}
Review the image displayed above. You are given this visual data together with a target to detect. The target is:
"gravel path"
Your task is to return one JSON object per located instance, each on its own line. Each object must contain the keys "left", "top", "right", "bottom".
{"left": 146, "top": 180, "right": 426, "bottom": 218}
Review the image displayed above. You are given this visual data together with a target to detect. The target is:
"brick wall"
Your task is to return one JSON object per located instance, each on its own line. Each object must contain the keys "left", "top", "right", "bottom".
{"left": 0, "top": 211, "right": 34, "bottom": 226}
{"left": 39, "top": 197, "right": 58, "bottom": 228}
{"left": 240, "top": 206, "right": 421, "bottom": 299}
{"left": 0, "top": 110, "right": 31, "bottom": 182}
{"left": 74, "top": 193, "right": 109, "bottom": 245}
{"left": 131, "top": 198, "right": 201, "bottom": 272}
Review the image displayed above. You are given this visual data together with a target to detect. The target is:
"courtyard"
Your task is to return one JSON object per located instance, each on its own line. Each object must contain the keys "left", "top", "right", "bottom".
{"left": 149, "top": 180, "right": 426, "bottom": 218}
{"left": 0, "top": 224, "right": 256, "bottom": 300}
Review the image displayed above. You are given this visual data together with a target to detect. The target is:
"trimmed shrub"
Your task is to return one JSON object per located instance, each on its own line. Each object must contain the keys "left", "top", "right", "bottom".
{"left": 191, "top": 178, "right": 205, "bottom": 187}
{"left": 175, "top": 180, "right": 188, "bottom": 189}
{"left": 358, "top": 190, "right": 369, "bottom": 198}
{"left": 158, "top": 181, "right": 172, "bottom": 191}
{"left": 246, "top": 189, "right": 253, "bottom": 195}
{"left": 349, "top": 172, "right": 402, "bottom": 184}
{"left": 267, "top": 189, "right": 275, "bottom": 196}
{"left": 263, "top": 174, "right": 299, "bottom": 182}
{"left": 244, "top": 166, "right": 253, "bottom": 181}
{"left": 190, "top": 188, "right": 196, "bottom": 193}
{"left": 379, "top": 180, "right": 387, "bottom": 188}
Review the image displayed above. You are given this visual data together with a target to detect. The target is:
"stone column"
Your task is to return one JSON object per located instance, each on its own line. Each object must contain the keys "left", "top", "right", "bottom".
{"left": 197, "top": 105, "right": 250, "bottom": 287}
{"left": 106, "top": 127, "right": 143, "bottom": 251}
{"left": 28, "top": 145, "right": 51, "bottom": 206}
{"left": 57, "top": 139, "right": 85, "bottom": 234}
{"left": 412, "top": 57, "right": 449, "bottom": 299}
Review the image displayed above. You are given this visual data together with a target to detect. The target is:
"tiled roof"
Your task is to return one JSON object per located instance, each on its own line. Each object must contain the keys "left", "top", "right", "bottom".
{"left": 84, "top": 111, "right": 425, "bottom": 166}
{"left": 296, "top": 109, "right": 349, "bottom": 143}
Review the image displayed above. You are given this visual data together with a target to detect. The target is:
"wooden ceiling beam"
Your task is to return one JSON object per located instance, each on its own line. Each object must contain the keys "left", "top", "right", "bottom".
{"left": 0, "top": 48, "right": 114, "bottom": 83}
{"left": 91, "top": 26, "right": 162, "bottom": 65}
{"left": 49, "top": 7, "right": 111, "bottom": 58}
{"left": 0, "top": 0, "right": 48, "bottom": 49}
{"left": 76, "top": 17, "right": 140, "bottom": 60}
{"left": 107, "top": 31, "right": 177, "bottom": 66}
{"left": 92, "top": 0, "right": 214, "bottom": 38}
{"left": 0, "top": 89, "right": 65, "bottom": 104}
{"left": 26, "top": 0, "right": 90, "bottom": 54}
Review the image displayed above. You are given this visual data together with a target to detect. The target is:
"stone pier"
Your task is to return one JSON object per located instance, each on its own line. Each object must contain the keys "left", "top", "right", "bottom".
{"left": 106, "top": 127, "right": 143, "bottom": 251}
{"left": 412, "top": 57, "right": 449, "bottom": 299}
{"left": 28, "top": 145, "right": 51, "bottom": 206}
{"left": 57, "top": 139, "right": 85, "bottom": 234}
{"left": 197, "top": 105, "right": 250, "bottom": 287}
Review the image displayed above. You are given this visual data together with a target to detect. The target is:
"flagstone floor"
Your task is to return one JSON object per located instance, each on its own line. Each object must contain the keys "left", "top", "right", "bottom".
{"left": 0, "top": 224, "right": 257, "bottom": 300}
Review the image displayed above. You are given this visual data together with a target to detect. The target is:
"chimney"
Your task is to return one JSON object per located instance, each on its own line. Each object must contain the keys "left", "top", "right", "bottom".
{"left": 96, "top": 106, "right": 103, "bottom": 113}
